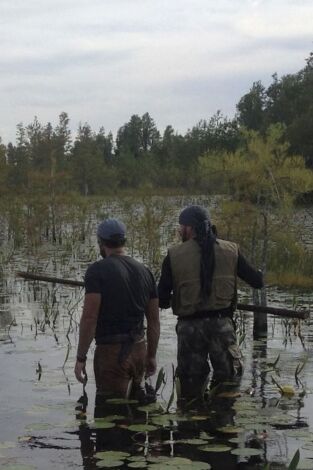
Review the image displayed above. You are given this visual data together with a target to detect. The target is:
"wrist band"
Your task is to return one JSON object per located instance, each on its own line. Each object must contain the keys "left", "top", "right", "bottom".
{"left": 76, "top": 355, "right": 87, "bottom": 363}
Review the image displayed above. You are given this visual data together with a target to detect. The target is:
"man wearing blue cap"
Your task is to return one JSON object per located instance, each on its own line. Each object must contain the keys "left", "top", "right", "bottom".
{"left": 158, "top": 205, "right": 263, "bottom": 399}
{"left": 74, "top": 218, "right": 160, "bottom": 401}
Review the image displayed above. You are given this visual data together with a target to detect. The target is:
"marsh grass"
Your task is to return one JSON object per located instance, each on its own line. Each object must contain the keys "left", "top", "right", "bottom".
{"left": 2, "top": 191, "right": 312, "bottom": 288}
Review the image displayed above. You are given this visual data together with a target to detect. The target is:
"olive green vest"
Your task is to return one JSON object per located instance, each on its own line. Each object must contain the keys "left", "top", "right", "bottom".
{"left": 169, "top": 238, "right": 238, "bottom": 317}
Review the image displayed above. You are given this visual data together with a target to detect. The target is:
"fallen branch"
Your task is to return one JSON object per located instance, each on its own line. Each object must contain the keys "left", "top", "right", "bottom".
{"left": 237, "top": 303, "right": 309, "bottom": 320}
{"left": 16, "top": 271, "right": 310, "bottom": 320}
{"left": 16, "top": 271, "right": 84, "bottom": 287}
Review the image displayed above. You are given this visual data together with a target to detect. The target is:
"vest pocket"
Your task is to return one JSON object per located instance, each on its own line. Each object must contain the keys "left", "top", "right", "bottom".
{"left": 214, "top": 278, "right": 235, "bottom": 301}
{"left": 178, "top": 279, "right": 201, "bottom": 312}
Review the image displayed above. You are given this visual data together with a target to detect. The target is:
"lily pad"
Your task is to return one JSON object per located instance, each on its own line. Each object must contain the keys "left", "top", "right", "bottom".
{"left": 228, "top": 437, "right": 242, "bottom": 444}
{"left": 147, "top": 465, "right": 182, "bottom": 470}
{"left": 240, "top": 423, "right": 271, "bottom": 433}
{"left": 128, "top": 424, "right": 157, "bottom": 432}
{"left": 231, "top": 448, "right": 263, "bottom": 456}
{"left": 127, "top": 463, "right": 147, "bottom": 468}
{"left": 101, "top": 415, "right": 126, "bottom": 421}
{"left": 235, "top": 417, "right": 268, "bottom": 427}
{"left": 95, "top": 451, "right": 130, "bottom": 460}
{"left": 199, "top": 431, "right": 214, "bottom": 441}
{"left": 90, "top": 420, "right": 116, "bottom": 429}
{"left": 147, "top": 456, "right": 172, "bottom": 463}
{"left": 137, "top": 404, "right": 164, "bottom": 413}
{"left": 106, "top": 398, "right": 138, "bottom": 405}
{"left": 156, "top": 457, "right": 191, "bottom": 464}
{"left": 217, "top": 426, "right": 244, "bottom": 434}
{"left": 269, "top": 415, "right": 295, "bottom": 426}
{"left": 151, "top": 415, "right": 172, "bottom": 426}
{"left": 150, "top": 414, "right": 189, "bottom": 426}
{"left": 232, "top": 408, "right": 258, "bottom": 417}
{"left": 96, "top": 460, "right": 124, "bottom": 468}
{"left": 232, "top": 401, "right": 258, "bottom": 410}
{"left": 177, "top": 439, "right": 209, "bottom": 445}
{"left": 165, "top": 414, "right": 189, "bottom": 422}
{"left": 199, "top": 444, "right": 232, "bottom": 452}
{"left": 186, "top": 463, "right": 211, "bottom": 470}
{"left": 128, "top": 456, "right": 147, "bottom": 462}
{"left": 294, "top": 460, "right": 313, "bottom": 470}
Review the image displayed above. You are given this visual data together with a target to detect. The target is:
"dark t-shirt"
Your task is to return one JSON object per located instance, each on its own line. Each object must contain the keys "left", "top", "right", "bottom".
{"left": 85, "top": 254, "right": 158, "bottom": 340}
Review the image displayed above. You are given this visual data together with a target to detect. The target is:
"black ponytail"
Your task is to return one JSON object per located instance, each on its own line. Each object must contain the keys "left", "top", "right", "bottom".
{"left": 179, "top": 205, "right": 217, "bottom": 297}
{"left": 194, "top": 219, "right": 216, "bottom": 297}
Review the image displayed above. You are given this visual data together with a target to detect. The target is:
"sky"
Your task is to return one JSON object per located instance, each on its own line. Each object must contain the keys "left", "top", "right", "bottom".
{"left": 0, "top": 0, "right": 312, "bottom": 144}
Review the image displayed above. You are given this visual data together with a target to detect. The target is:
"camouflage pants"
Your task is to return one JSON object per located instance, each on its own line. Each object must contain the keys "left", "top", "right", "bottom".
{"left": 176, "top": 315, "right": 243, "bottom": 397}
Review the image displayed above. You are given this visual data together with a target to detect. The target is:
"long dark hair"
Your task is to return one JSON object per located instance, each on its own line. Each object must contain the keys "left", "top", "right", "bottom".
{"left": 179, "top": 205, "right": 217, "bottom": 297}
{"left": 194, "top": 219, "right": 217, "bottom": 297}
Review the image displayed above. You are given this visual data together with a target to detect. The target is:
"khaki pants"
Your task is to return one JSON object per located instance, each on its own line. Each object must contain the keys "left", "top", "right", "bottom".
{"left": 94, "top": 340, "right": 146, "bottom": 397}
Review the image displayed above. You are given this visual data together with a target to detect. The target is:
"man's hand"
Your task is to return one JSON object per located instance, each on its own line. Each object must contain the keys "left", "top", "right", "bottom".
{"left": 75, "top": 360, "right": 87, "bottom": 384}
{"left": 75, "top": 292, "right": 101, "bottom": 384}
{"left": 145, "top": 356, "right": 157, "bottom": 377}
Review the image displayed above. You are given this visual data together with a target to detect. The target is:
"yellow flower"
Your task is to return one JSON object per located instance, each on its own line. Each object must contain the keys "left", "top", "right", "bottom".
{"left": 280, "top": 385, "right": 295, "bottom": 396}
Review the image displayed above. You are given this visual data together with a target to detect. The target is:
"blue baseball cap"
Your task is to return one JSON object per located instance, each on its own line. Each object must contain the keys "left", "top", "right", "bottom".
{"left": 97, "top": 218, "right": 126, "bottom": 240}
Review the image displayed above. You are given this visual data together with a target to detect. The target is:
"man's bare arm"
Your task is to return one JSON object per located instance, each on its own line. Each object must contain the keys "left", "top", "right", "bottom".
{"left": 75, "top": 293, "right": 101, "bottom": 383}
{"left": 145, "top": 297, "right": 160, "bottom": 377}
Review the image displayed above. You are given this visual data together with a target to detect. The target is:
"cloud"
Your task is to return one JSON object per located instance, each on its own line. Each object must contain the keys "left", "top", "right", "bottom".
{"left": 0, "top": 0, "right": 312, "bottom": 143}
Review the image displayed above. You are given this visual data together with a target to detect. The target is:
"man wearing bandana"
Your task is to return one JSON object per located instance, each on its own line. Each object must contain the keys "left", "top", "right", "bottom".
{"left": 158, "top": 205, "right": 263, "bottom": 399}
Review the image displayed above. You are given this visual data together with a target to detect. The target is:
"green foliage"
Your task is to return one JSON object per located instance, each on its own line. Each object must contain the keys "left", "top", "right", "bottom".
{"left": 237, "top": 81, "right": 267, "bottom": 131}
{"left": 70, "top": 124, "right": 116, "bottom": 195}
{"left": 237, "top": 52, "right": 313, "bottom": 167}
{"left": 200, "top": 124, "right": 313, "bottom": 207}
{"left": 116, "top": 112, "right": 160, "bottom": 158}
{"left": 119, "top": 195, "right": 171, "bottom": 276}
{"left": 0, "top": 50, "right": 312, "bottom": 200}
{"left": 268, "top": 231, "right": 313, "bottom": 279}
{"left": 199, "top": 125, "right": 313, "bottom": 289}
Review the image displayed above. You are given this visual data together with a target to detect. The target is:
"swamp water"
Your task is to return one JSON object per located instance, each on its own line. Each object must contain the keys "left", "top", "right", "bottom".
{"left": 0, "top": 197, "right": 313, "bottom": 470}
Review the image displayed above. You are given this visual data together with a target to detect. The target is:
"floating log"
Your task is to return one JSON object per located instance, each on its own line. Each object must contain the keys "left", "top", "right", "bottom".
{"left": 16, "top": 271, "right": 310, "bottom": 320}
{"left": 237, "top": 303, "right": 309, "bottom": 320}
{"left": 16, "top": 271, "right": 84, "bottom": 287}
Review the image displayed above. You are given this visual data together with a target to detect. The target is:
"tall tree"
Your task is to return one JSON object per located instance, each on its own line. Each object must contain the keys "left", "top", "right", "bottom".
{"left": 53, "top": 112, "right": 71, "bottom": 171}
{"left": 71, "top": 124, "right": 116, "bottom": 195}
{"left": 237, "top": 81, "right": 267, "bottom": 131}
{"left": 116, "top": 113, "right": 160, "bottom": 157}
{"left": 237, "top": 52, "right": 313, "bottom": 166}
{"left": 7, "top": 123, "right": 29, "bottom": 190}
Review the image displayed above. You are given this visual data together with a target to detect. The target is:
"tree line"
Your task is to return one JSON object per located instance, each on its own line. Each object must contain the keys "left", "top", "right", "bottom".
{"left": 0, "top": 52, "right": 312, "bottom": 196}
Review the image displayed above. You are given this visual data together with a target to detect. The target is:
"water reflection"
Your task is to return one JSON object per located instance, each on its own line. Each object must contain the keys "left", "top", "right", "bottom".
{"left": 73, "top": 379, "right": 274, "bottom": 470}
{"left": 0, "top": 198, "right": 312, "bottom": 469}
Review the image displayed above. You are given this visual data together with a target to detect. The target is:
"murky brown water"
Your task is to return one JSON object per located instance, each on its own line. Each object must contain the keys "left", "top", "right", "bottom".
{"left": 0, "top": 199, "right": 313, "bottom": 470}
